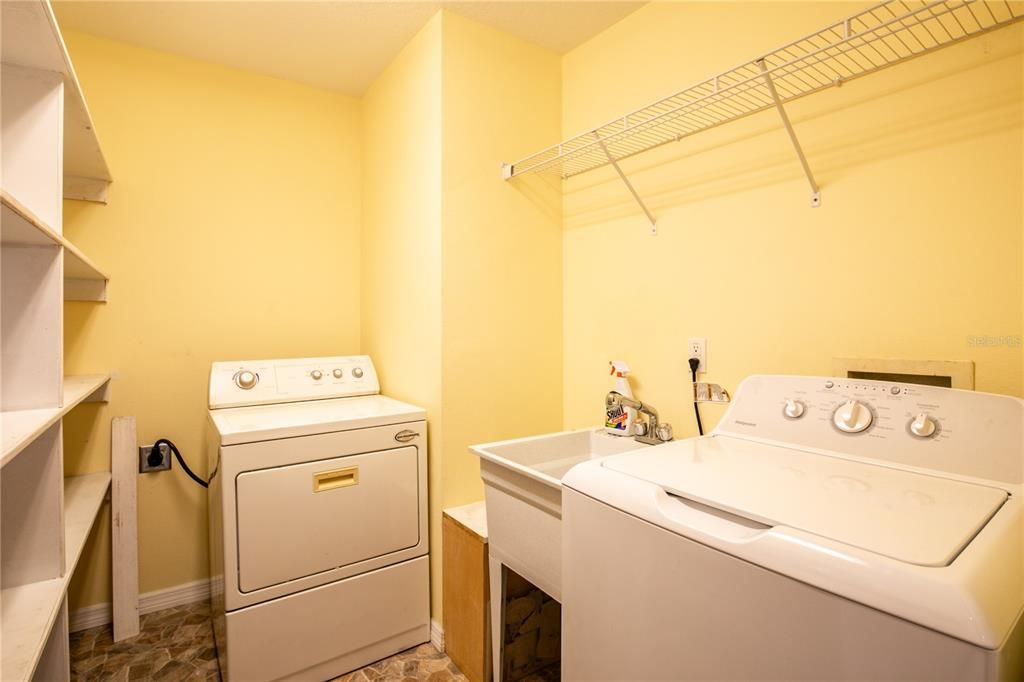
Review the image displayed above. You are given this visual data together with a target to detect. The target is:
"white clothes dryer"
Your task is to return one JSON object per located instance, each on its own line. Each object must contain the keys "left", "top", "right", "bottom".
{"left": 206, "top": 356, "right": 429, "bottom": 681}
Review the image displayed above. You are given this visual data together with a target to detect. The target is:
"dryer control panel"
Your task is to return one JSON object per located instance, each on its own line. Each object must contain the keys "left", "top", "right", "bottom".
{"left": 717, "top": 375, "right": 1024, "bottom": 486}
{"left": 209, "top": 355, "right": 380, "bottom": 409}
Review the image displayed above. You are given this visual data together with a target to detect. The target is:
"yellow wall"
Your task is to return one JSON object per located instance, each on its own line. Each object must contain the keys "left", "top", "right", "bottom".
{"left": 561, "top": 2, "right": 1023, "bottom": 436}
{"left": 439, "top": 12, "right": 562, "bottom": 535}
{"left": 62, "top": 31, "right": 363, "bottom": 610}
{"left": 360, "top": 14, "right": 446, "bottom": 617}
{"left": 362, "top": 11, "right": 562, "bottom": 619}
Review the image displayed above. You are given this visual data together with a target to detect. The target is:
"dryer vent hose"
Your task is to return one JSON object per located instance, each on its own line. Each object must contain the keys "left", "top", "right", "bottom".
{"left": 153, "top": 438, "right": 209, "bottom": 488}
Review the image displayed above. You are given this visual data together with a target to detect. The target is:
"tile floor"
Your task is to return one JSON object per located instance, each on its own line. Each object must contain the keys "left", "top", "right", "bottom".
{"left": 69, "top": 600, "right": 470, "bottom": 681}
{"left": 70, "top": 601, "right": 219, "bottom": 681}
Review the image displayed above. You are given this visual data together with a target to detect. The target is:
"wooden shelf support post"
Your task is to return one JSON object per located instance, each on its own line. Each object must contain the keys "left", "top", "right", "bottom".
{"left": 111, "top": 416, "right": 139, "bottom": 641}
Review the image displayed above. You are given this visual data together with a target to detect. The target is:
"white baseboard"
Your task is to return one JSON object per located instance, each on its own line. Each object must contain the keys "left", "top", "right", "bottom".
{"left": 69, "top": 602, "right": 113, "bottom": 633}
{"left": 70, "top": 578, "right": 212, "bottom": 633}
{"left": 430, "top": 618, "right": 445, "bottom": 652}
{"left": 140, "top": 578, "right": 211, "bottom": 614}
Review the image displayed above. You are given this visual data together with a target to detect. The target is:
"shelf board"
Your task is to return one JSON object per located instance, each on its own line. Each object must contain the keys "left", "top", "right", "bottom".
{"left": 1, "top": 0, "right": 112, "bottom": 202}
{"left": 1, "top": 374, "right": 110, "bottom": 468}
{"left": 0, "top": 577, "right": 65, "bottom": 682}
{"left": 1, "top": 472, "right": 111, "bottom": 681}
{"left": 64, "top": 473, "right": 113, "bottom": 578}
{"left": 2, "top": 189, "right": 109, "bottom": 301}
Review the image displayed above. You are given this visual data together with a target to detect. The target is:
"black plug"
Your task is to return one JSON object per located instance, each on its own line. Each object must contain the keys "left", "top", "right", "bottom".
{"left": 147, "top": 443, "right": 169, "bottom": 468}
{"left": 688, "top": 357, "right": 704, "bottom": 436}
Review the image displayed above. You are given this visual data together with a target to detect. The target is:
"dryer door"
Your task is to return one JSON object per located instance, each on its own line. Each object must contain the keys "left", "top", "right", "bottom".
{"left": 235, "top": 446, "right": 420, "bottom": 592}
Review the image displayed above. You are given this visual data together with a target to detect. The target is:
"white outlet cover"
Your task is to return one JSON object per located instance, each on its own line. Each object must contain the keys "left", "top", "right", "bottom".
{"left": 687, "top": 337, "right": 707, "bottom": 374}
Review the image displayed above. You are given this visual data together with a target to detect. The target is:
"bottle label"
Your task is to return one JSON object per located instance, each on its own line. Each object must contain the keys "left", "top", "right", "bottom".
{"left": 606, "top": 406, "right": 628, "bottom": 430}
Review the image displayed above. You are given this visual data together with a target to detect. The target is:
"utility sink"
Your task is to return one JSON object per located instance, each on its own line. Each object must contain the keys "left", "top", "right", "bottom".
{"left": 472, "top": 428, "right": 647, "bottom": 602}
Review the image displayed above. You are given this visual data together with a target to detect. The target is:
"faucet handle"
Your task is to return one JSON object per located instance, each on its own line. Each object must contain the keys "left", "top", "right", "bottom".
{"left": 655, "top": 422, "right": 674, "bottom": 442}
{"left": 632, "top": 421, "right": 649, "bottom": 437}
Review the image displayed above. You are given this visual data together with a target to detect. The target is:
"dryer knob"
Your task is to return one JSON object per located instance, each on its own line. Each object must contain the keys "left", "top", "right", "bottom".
{"left": 333, "top": 368, "right": 344, "bottom": 379}
{"left": 352, "top": 367, "right": 364, "bottom": 379}
{"left": 234, "top": 370, "right": 258, "bottom": 390}
{"left": 311, "top": 369, "right": 323, "bottom": 381}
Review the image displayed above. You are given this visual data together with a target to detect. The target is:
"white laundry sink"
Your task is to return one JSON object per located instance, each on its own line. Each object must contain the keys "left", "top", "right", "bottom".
{"left": 472, "top": 428, "right": 647, "bottom": 601}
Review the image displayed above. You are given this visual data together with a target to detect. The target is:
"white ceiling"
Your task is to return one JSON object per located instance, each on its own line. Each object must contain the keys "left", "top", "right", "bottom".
{"left": 54, "top": 1, "right": 645, "bottom": 95}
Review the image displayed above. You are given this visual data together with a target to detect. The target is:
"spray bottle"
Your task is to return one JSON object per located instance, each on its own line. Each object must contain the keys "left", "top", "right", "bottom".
{"left": 605, "top": 360, "right": 636, "bottom": 436}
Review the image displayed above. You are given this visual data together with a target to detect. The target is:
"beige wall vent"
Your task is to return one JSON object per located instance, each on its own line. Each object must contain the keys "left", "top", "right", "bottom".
{"left": 832, "top": 358, "right": 974, "bottom": 390}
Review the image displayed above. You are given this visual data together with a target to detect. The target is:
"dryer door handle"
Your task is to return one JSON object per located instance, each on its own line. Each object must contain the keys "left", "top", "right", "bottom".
{"left": 395, "top": 430, "right": 419, "bottom": 443}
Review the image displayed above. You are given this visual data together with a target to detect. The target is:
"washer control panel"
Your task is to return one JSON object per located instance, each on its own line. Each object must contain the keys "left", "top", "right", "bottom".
{"left": 718, "top": 375, "right": 1024, "bottom": 485}
{"left": 210, "top": 355, "right": 380, "bottom": 409}
{"left": 761, "top": 377, "right": 949, "bottom": 440}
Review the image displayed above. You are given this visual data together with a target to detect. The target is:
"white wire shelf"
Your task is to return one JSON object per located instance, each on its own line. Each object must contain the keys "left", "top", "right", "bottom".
{"left": 503, "top": 0, "right": 1024, "bottom": 182}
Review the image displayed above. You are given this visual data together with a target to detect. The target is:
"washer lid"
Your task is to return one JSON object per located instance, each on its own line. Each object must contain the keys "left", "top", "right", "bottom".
{"left": 209, "top": 395, "right": 425, "bottom": 445}
{"left": 601, "top": 436, "right": 1008, "bottom": 567}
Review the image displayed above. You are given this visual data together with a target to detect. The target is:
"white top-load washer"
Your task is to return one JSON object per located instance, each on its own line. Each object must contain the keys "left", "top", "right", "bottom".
{"left": 206, "top": 356, "right": 429, "bottom": 682}
{"left": 563, "top": 375, "right": 1024, "bottom": 681}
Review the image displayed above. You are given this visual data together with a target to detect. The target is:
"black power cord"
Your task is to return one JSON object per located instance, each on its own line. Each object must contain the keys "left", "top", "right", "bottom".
{"left": 688, "top": 357, "right": 704, "bottom": 436}
{"left": 152, "top": 438, "right": 209, "bottom": 488}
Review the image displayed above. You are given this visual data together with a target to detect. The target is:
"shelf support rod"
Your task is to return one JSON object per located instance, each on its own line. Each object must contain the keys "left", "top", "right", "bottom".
{"left": 757, "top": 59, "right": 821, "bottom": 208}
{"left": 594, "top": 132, "right": 658, "bottom": 235}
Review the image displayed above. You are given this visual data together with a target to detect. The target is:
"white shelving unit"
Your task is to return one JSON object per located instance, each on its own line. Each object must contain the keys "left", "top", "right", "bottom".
{"left": 2, "top": 1, "right": 119, "bottom": 679}
{"left": 2, "top": 375, "right": 111, "bottom": 468}
{"left": 502, "top": 0, "right": 1024, "bottom": 230}
{"left": 1, "top": 191, "right": 109, "bottom": 302}
{"left": 2, "top": 0, "right": 112, "bottom": 203}
{"left": 3, "top": 473, "right": 111, "bottom": 682}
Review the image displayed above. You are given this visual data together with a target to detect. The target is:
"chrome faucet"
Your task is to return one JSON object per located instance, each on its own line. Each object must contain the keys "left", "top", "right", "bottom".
{"left": 606, "top": 391, "right": 673, "bottom": 445}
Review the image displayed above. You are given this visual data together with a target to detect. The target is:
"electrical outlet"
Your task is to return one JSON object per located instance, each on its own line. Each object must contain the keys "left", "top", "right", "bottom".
{"left": 139, "top": 443, "right": 172, "bottom": 473}
{"left": 687, "top": 337, "right": 707, "bottom": 374}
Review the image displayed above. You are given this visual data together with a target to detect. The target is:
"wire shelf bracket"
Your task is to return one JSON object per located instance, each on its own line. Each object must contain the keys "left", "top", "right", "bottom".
{"left": 594, "top": 132, "right": 659, "bottom": 234}
{"left": 757, "top": 59, "right": 821, "bottom": 208}
{"left": 501, "top": 0, "right": 1024, "bottom": 222}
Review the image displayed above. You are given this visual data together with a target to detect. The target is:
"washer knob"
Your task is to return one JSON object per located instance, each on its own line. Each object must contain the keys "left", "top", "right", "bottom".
{"left": 910, "top": 413, "right": 938, "bottom": 438}
{"left": 352, "top": 367, "right": 364, "bottom": 379}
{"left": 234, "top": 370, "right": 258, "bottom": 390}
{"left": 783, "top": 399, "right": 806, "bottom": 419}
{"left": 333, "top": 368, "right": 343, "bottom": 379}
{"left": 833, "top": 400, "right": 873, "bottom": 433}
{"left": 311, "top": 369, "right": 323, "bottom": 381}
